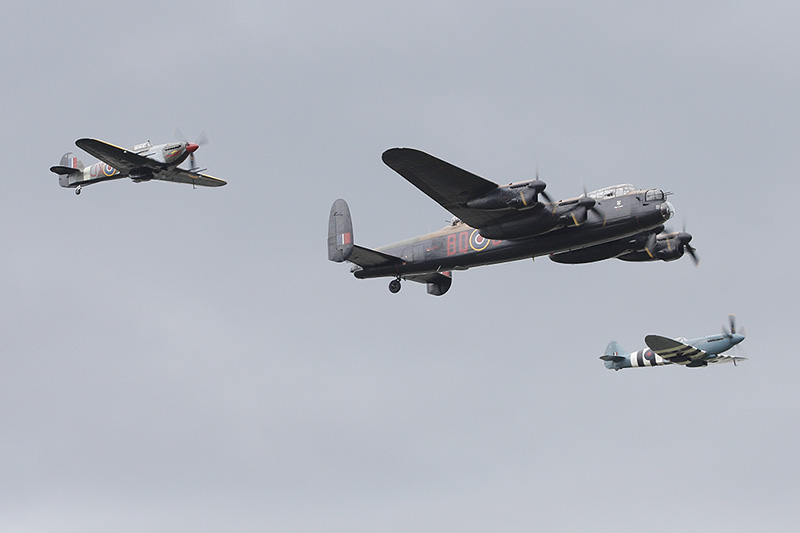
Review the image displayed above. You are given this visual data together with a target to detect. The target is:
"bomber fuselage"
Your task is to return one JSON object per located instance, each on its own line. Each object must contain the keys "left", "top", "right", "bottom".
{"left": 353, "top": 186, "right": 673, "bottom": 279}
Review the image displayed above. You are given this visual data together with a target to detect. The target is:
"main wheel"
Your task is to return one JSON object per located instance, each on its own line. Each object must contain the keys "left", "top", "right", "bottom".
{"left": 388, "top": 279, "right": 401, "bottom": 293}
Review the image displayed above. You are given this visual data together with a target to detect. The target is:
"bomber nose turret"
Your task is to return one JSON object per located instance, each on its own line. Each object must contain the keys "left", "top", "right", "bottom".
{"left": 661, "top": 201, "right": 674, "bottom": 221}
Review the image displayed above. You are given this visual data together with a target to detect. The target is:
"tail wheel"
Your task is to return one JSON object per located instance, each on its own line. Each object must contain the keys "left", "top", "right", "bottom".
{"left": 75, "top": 186, "right": 82, "bottom": 195}
{"left": 388, "top": 279, "right": 401, "bottom": 293}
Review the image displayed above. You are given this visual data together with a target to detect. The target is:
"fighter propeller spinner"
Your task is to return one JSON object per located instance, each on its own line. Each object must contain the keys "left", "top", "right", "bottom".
{"left": 601, "top": 315, "right": 747, "bottom": 370}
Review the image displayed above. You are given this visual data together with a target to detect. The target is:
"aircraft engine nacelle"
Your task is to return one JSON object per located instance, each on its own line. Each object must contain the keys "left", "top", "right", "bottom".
{"left": 617, "top": 246, "right": 684, "bottom": 262}
{"left": 467, "top": 180, "right": 547, "bottom": 210}
{"left": 617, "top": 232, "right": 694, "bottom": 263}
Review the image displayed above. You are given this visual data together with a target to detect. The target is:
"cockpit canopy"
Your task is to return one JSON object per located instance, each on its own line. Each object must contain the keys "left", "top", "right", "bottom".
{"left": 585, "top": 184, "right": 667, "bottom": 203}
{"left": 586, "top": 184, "right": 635, "bottom": 200}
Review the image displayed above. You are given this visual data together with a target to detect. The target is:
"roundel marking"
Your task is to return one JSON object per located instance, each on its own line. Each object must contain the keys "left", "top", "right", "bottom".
{"left": 469, "top": 229, "right": 490, "bottom": 251}
{"left": 103, "top": 164, "right": 116, "bottom": 176}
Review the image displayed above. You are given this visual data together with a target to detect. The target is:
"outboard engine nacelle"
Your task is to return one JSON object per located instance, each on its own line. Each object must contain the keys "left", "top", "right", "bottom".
{"left": 617, "top": 231, "right": 696, "bottom": 263}
{"left": 467, "top": 180, "right": 548, "bottom": 210}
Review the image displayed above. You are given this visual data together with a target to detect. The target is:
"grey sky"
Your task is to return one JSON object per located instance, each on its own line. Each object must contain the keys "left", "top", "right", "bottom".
{"left": 1, "top": 1, "right": 798, "bottom": 531}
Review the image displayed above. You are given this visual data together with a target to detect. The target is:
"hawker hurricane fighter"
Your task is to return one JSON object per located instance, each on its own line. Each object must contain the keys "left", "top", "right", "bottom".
{"left": 601, "top": 316, "right": 747, "bottom": 370}
{"left": 328, "top": 148, "right": 692, "bottom": 296}
{"left": 50, "top": 136, "right": 226, "bottom": 194}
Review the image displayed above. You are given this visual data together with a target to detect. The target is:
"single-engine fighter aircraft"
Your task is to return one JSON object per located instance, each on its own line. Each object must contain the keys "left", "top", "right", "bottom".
{"left": 50, "top": 137, "right": 226, "bottom": 194}
{"left": 328, "top": 148, "right": 692, "bottom": 296}
{"left": 601, "top": 316, "right": 747, "bottom": 370}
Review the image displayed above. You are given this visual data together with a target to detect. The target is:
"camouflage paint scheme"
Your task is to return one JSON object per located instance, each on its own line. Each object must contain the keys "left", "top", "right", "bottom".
{"left": 50, "top": 138, "right": 226, "bottom": 194}
{"left": 329, "top": 148, "right": 691, "bottom": 296}
{"left": 601, "top": 317, "right": 747, "bottom": 369}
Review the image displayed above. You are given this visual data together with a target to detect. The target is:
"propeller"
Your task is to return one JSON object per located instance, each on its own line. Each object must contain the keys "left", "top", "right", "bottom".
{"left": 532, "top": 165, "right": 554, "bottom": 204}
{"left": 723, "top": 314, "right": 737, "bottom": 336}
{"left": 722, "top": 315, "right": 747, "bottom": 366}
{"left": 676, "top": 220, "right": 698, "bottom": 265}
{"left": 644, "top": 232, "right": 658, "bottom": 258}
{"left": 174, "top": 127, "right": 209, "bottom": 170}
{"left": 526, "top": 179, "right": 553, "bottom": 204}
{"left": 580, "top": 184, "right": 606, "bottom": 225}
{"left": 676, "top": 231, "right": 699, "bottom": 266}
{"left": 658, "top": 222, "right": 698, "bottom": 265}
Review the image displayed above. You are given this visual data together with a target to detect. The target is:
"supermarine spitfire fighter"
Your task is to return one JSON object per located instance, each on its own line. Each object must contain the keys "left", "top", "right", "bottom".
{"left": 50, "top": 137, "right": 226, "bottom": 194}
{"left": 328, "top": 148, "right": 695, "bottom": 296}
{"left": 601, "top": 316, "right": 747, "bottom": 370}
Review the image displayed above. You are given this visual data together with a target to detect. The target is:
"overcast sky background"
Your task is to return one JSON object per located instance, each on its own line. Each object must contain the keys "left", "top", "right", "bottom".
{"left": 1, "top": 2, "right": 798, "bottom": 531}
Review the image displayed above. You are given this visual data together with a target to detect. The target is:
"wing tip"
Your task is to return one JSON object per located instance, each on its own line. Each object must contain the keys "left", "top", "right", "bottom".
{"left": 381, "top": 147, "right": 424, "bottom": 165}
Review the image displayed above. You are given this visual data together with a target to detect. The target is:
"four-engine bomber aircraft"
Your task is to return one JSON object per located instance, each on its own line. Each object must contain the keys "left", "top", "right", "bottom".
{"left": 328, "top": 148, "right": 695, "bottom": 296}
{"left": 601, "top": 316, "right": 747, "bottom": 370}
{"left": 50, "top": 137, "right": 226, "bottom": 194}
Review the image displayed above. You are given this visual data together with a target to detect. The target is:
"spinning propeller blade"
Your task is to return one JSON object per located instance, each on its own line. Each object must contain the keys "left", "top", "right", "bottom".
{"left": 174, "top": 127, "right": 209, "bottom": 170}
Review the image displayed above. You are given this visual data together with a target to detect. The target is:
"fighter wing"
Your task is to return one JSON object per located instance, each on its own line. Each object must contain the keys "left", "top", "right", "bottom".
{"left": 155, "top": 168, "right": 227, "bottom": 187}
{"left": 644, "top": 335, "right": 708, "bottom": 365}
{"left": 76, "top": 138, "right": 161, "bottom": 174}
{"left": 382, "top": 148, "right": 514, "bottom": 228}
{"left": 708, "top": 354, "right": 748, "bottom": 365}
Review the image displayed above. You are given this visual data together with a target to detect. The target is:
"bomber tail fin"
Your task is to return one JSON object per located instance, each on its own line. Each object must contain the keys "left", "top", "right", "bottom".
{"left": 328, "top": 198, "right": 354, "bottom": 262}
{"left": 600, "top": 340, "right": 627, "bottom": 369}
{"left": 50, "top": 152, "right": 84, "bottom": 188}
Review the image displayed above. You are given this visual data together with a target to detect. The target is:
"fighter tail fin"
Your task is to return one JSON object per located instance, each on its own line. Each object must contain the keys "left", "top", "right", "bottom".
{"left": 328, "top": 198, "right": 354, "bottom": 262}
{"left": 50, "top": 152, "right": 84, "bottom": 174}
{"left": 50, "top": 152, "right": 85, "bottom": 188}
{"left": 600, "top": 340, "right": 627, "bottom": 369}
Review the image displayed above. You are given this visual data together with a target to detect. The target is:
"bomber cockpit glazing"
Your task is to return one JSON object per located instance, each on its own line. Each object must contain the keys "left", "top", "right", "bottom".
{"left": 586, "top": 184, "right": 636, "bottom": 200}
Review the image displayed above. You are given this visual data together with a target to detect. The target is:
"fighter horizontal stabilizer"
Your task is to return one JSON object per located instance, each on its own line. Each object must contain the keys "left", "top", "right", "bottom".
{"left": 49, "top": 165, "right": 80, "bottom": 175}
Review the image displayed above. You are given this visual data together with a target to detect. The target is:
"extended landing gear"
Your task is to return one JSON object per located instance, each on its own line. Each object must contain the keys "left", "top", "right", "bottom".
{"left": 75, "top": 186, "right": 82, "bottom": 195}
{"left": 388, "top": 278, "right": 401, "bottom": 294}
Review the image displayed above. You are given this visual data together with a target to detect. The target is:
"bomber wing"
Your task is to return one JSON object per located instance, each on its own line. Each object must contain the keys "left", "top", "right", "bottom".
{"left": 76, "top": 138, "right": 161, "bottom": 174}
{"left": 382, "top": 148, "right": 517, "bottom": 228}
{"left": 644, "top": 335, "right": 707, "bottom": 365}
